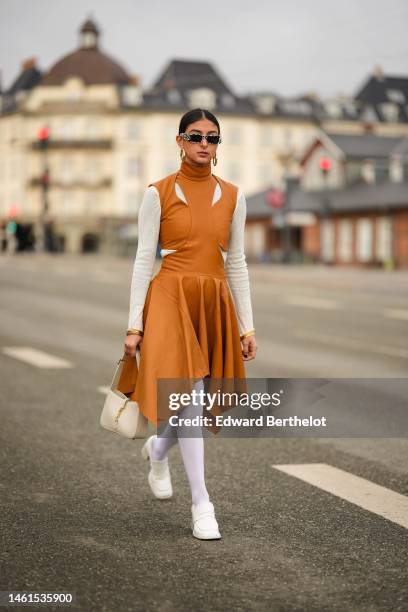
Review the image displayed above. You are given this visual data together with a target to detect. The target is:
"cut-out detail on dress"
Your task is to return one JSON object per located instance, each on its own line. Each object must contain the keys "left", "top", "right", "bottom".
{"left": 218, "top": 243, "right": 227, "bottom": 263}
{"left": 175, "top": 181, "right": 221, "bottom": 207}
{"left": 161, "top": 248, "right": 177, "bottom": 257}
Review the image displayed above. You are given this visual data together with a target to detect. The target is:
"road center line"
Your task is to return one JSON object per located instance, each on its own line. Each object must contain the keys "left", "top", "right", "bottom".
{"left": 2, "top": 347, "right": 73, "bottom": 369}
{"left": 272, "top": 463, "right": 408, "bottom": 530}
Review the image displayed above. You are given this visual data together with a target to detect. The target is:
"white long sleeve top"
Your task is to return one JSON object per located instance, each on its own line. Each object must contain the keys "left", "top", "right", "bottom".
{"left": 127, "top": 184, "right": 255, "bottom": 337}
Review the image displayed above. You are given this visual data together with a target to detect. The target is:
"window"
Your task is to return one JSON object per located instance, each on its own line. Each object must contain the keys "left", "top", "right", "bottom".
{"left": 86, "top": 121, "right": 99, "bottom": 140}
{"left": 123, "top": 86, "right": 142, "bottom": 106}
{"left": 60, "top": 191, "right": 71, "bottom": 215}
{"left": 228, "top": 127, "right": 241, "bottom": 145}
{"left": 321, "top": 219, "right": 334, "bottom": 262}
{"left": 374, "top": 162, "right": 389, "bottom": 182}
{"left": 127, "top": 121, "right": 141, "bottom": 140}
{"left": 84, "top": 191, "right": 99, "bottom": 214}
{"left": 325, "top": 102, "right": 342, "bottom": 118}
{"left": 380, "top": 103, "right": 399, "bottom": 122}
{"left": 165, "top": 125, "right": 176, "bottom": 144}
{"left": 221, "top": 94, "right": 235, "bottom": 108}
{"left": 259, "top": 164, "right": 273, "bottom": 184}
{"left": 228, "top": 162, "right": 241, "bottom": 181}
{"left": 245, "top": 224, "right": 265, "bottom": 258}
{"left": 260, "top": 127, "right": 273, "bottom": 146}
{"left": 356, "top": 218, "right": 373, "bottom": 262}
{"left": 338, "top": 219, "right": 353, "bottom": 262}
{"left": 254, "top": 96, "right": 276, "bottom": 114}
{"left": 127, "top": 191, "right": 140, "bottom": 213}
{"left": 127, "top": 157, "right": 140, "bottom": 178}
{"left": 166, "top": 89, "right": 181, "bottom": 104}
{"left": 86, "top": 158, "right": 100, "bottom": 182}
{"left": 60, "top": 122, "right": 75, "bottom": 140}
{"left": 376, "top": 216, "right": 392, "bottom": 261}
{"left": 188, "top": 88, "right": 216, "bottom": 109}
{"left": 60, "top": 157, "right": 74, "bottom": 183}
{"left": 386, "top": 89, "right": 405, "bottom": 104}
{"left": 284, "top": 128, "right": 292, "bottom": 146}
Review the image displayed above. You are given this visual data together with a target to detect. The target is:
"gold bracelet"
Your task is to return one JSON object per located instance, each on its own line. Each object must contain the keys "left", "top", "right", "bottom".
{"left": 126, "top": 328, "right": 144, "bottom": 336}
{"left": 240, "top": 329, "right": 255, "bottom": 340}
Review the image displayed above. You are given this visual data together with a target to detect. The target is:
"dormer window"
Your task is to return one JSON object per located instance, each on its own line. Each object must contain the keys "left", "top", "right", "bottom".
{"left": 188, "top": 88, "right": 216, "bottom": 109}
{"left": 253, "top": 96, "right": 276, "bottom": 114}
{"left": 123, "top": 86, "right": 142, "bottom": 106}
{"left": 166, "top": 89, "right": 182, "bottom": 104}
{"left": 380, "top": 102, "right": 399, "bottom": 122}
{"left": 386, "top": 89, "right": 405, "bottom": 104}
{"left": 325, "top": 102, "right": 342, "bottom": 118}
{"left": 221, "top": 94, "right": 235, "bottom": 108}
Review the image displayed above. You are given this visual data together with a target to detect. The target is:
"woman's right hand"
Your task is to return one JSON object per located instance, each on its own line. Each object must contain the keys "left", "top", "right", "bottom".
{"left": 124, "top": 333, "right": 143, "bottom": 358}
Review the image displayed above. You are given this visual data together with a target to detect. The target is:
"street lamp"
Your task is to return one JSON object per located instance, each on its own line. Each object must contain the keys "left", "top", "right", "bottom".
{"left": 319, "top": 155, "right": 332, "bottom": 217}
{"left": 37, "top": 125, "right": 51, "bottom": 253}
{"left": 319, "top": 155, "right": 332, "bottom": 264}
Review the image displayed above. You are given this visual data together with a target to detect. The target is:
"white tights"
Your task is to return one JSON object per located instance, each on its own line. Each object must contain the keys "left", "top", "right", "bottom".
{"left": 150, "top": 378, "right": 210, "bottom": 507}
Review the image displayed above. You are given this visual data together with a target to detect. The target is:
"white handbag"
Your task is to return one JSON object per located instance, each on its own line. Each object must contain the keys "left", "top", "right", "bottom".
{"left": 100, "top": 350, "right": 148, "bottom": 439}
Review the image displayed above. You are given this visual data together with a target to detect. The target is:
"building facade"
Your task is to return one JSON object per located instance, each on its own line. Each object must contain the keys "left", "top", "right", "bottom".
{"left": 1, "top": 20, "right": 408, "bottom": 255}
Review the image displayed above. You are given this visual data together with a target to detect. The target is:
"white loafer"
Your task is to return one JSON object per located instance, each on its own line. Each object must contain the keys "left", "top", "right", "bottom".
{"left": 141, "top": 435, "right": 173, "bottom": 500}
{"left": 191, "top": 501, "right": 221, "bottom": 540}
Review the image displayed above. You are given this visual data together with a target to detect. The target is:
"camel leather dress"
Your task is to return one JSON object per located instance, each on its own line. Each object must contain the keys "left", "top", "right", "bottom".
{"left": 116, "top": 158, "right": 248, "bottom": 433}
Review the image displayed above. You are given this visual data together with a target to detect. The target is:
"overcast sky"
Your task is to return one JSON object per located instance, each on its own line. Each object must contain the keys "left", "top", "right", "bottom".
{"left": 0, "top": 0, "right": 407, "bottom": 99}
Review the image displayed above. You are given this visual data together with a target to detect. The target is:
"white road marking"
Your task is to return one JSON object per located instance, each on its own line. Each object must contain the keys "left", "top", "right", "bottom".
{"left": 283, "top": 296, "right": 340, "bottom": 310}
{"left": 2, "top": 347, "right": 73, "bottom": 368}
{"left": 272, "top": 463, "right": 408, "bottom": 530}
{"left": 98, "top": 386, "right": 110, "bottom": 394}
{"left": 384, "top": 308, "right": 408, "bottom": 321}
{"left": 294, "top": 330, "right": 408, "bottom": 359}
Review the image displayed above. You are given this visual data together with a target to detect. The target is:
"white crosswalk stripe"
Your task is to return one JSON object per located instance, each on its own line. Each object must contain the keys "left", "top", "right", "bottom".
{"left": 2, "top": 347, "right": 73, "bottom": 368}
{"left": 272, "top": 463, "right": 408, "bottom": 530}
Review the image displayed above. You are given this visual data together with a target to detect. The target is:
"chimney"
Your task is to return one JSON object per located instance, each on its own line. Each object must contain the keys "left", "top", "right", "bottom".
{"left": 373, "top": 64, "right": 384, "bottom": 81}
{"left": 22, "top": 57, "right": 37, "bottom": 71}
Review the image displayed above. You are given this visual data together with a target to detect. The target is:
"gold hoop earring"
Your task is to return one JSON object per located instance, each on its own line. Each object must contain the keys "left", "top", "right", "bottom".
{"left": 212, "top": 155, "right": 218, "bottom": 166}
{"left": 180, "top": 148, "right": 186, "bottom": 160}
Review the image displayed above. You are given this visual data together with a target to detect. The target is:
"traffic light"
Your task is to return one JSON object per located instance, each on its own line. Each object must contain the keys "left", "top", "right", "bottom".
{"left": 319, "top": 156, "right": 332, "bottom": 174}
{"left": 37, "top": 126, "right": 50, "bottom": 150}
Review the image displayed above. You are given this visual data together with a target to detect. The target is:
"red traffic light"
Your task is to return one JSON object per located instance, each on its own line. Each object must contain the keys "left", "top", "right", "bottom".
{"left": 319, "top": 156, "right": 332, "bottom": 172}
{"left": 38, "top": 126, "right": 50, "bottom": 141}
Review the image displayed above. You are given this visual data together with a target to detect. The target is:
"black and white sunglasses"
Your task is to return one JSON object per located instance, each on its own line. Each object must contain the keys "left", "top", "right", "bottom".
{"left": 179, "top": 132, "right": 222, "bottom": 145}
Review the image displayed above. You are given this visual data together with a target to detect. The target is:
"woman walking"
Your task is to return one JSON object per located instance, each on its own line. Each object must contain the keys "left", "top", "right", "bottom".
{"left": 119, "top": 108, "right": 257, "bottom": 539}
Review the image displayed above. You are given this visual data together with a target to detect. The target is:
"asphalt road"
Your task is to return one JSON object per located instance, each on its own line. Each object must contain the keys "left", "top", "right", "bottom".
{"left": 1, "top": 253, "right": 407, "bottom": 612}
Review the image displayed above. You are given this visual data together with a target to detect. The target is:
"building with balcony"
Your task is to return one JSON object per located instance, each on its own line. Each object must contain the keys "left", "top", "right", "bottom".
{"left": 1, "top": 18, "right": 408, "bottom": 255}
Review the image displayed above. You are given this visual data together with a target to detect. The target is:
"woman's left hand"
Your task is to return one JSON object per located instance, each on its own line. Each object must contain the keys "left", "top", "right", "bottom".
{"left": 242, "top": 335, "right": 257, "bottom": 361}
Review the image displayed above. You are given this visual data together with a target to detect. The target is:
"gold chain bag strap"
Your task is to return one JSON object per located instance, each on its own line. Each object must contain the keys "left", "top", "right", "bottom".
{"left": 99, "top": 350, "right": 148, "bottom": 439}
